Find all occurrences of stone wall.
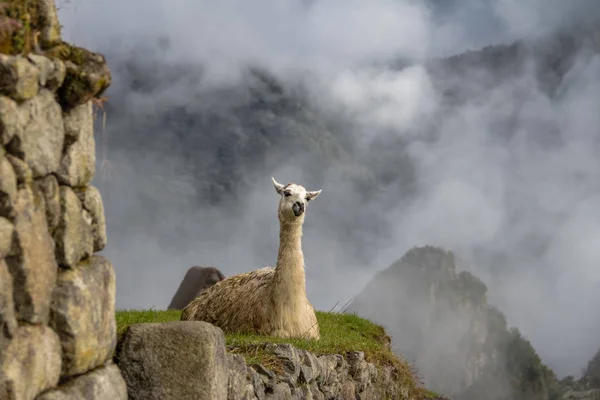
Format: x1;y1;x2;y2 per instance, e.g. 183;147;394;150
0;1;125;399
116;321;424;400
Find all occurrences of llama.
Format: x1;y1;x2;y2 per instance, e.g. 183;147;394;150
167;266;225;310
181;177;322;340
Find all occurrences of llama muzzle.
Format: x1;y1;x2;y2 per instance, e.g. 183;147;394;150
292;201;305;216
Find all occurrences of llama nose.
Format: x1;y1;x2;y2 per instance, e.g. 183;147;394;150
292;201;305;216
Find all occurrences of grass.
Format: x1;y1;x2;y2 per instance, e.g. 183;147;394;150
115;309;439;399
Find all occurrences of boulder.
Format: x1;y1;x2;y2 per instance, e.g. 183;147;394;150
228;354;256;400
5;185;57;324
0;55;40;102
5;153;32;187
53;185;93;268
247;365;267;400
167;266;226;310
347;350;377;396
56;101;95;187
6;89;65;178
0;325;62;400
34;175;61;233
0;96;23;146
117;321;229;400
267;383;292;399
73;185;106;251
36;363;127;400
0;259;16;341
0;148;17;215
62;99;92;143
27;54;66;92
53;45;111;109
0;216;14;257
50;255;117;377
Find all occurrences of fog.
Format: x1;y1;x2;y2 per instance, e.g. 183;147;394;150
57;0;600;379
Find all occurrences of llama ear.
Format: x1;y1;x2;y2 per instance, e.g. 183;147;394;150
306;190;322;201
272;177;285;194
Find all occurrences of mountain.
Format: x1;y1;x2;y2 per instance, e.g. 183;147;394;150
346;246;562;400
557;348;600;399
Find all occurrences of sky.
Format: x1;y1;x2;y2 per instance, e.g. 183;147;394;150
57;0;600;379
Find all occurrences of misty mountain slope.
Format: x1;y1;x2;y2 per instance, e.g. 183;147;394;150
347;246;562;400
96;18;600;207
102;52;352;205
578;349;600;390
425;21;600;113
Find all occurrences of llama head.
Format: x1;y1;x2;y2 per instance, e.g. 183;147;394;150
272;177;321;222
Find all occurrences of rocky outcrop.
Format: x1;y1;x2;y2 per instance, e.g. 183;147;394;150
167;266;226;310
348;247;487;396
116;321;416;400
0;0;123;399
348;246;560;400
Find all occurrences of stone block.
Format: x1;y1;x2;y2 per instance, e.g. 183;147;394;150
5;154;32;187
53;186;93;268
50;255;117;377
73;186;106;251
27;54;66;92
0;149;17;216
56;101;95;187
36;363;127;400
5;185;57;324
298;350;321;384
269;344;300;385
117;321;228;400
0;55;40;102
267;383;292;399
58;48;111;109
62;100;92;144
0;325;62;400
0;259;16;341
228;354;254;400
0;216;14;258
7;90;65;178
0;96;24;146
247;366;266;400
34;175;60;233
308;382;324;400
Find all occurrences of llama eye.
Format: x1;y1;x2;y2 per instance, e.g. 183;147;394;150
284;191;291;197
305;196;311;202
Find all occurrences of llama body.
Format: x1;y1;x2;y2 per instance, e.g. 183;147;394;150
181;178;321;340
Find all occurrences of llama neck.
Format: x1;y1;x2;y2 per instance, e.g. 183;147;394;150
273;220;306;304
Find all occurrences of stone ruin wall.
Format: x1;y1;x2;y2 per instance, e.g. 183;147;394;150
0;1;126;399
116;321;413;400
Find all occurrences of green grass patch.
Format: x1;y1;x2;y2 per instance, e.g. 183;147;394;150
116;308;182;341
115;309;437;399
